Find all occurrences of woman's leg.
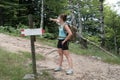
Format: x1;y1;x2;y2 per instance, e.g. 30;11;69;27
63;50;73;69
54;48;63;71
58;48;63;67
63;50;73;74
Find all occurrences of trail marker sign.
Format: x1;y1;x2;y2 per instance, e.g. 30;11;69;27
23;14;44;79
21;28;44;36
22;15;45;79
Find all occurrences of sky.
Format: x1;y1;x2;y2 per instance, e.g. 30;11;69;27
105;0;120;14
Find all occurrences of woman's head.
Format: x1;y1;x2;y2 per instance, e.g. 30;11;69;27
58;14;67;23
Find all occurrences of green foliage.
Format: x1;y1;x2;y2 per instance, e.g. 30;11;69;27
43;26;57;39
0;24;29;36
0;0;68;38
87;36;100;44
0;0;20;26
78;0;100;35
0;0;120;54
104;6;120;52
43;33;55;39
43;0;68;36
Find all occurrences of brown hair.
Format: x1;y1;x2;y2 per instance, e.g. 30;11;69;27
59;14;67;22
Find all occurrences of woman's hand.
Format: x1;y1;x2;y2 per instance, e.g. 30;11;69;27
49;18;53;21
62;40;66;45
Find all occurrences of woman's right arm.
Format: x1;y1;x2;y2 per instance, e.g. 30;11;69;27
49;18;59;23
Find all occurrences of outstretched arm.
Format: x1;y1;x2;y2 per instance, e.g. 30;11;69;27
49;18;59;23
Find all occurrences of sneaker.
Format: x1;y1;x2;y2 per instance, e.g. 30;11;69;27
54;67;62;72
66;69;73;75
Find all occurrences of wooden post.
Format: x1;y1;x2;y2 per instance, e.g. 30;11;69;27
28;14;37;75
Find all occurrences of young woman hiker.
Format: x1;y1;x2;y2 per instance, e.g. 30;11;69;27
50;14;73;75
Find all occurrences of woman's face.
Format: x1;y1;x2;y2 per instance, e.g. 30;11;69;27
58;16;63;23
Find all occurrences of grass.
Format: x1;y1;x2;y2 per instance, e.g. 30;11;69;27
70;43;120;64
0;48;32;80
0;48;56;80
36;70;56;80
19;51;45;60
37;38;120;65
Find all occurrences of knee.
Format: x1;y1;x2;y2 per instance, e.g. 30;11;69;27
65;54;69;59
58;51;63;56
64;52;70;58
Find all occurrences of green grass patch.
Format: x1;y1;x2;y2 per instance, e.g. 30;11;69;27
37;37;57;47
0;48;55;80
70;43;120;64
0;48;32;80
19;51;45;60
36;70;56;80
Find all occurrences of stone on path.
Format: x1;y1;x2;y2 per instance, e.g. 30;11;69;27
23;74;35;80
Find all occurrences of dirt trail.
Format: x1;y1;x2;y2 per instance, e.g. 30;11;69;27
0;33;120;80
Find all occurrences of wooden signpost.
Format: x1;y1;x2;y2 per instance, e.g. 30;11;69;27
22;14;44;79
28;14;37;76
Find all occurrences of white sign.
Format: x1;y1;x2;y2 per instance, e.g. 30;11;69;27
21;28;43;36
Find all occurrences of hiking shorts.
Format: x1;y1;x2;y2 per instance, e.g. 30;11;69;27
57;39;69;50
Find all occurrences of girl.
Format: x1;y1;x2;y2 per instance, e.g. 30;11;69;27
50;14;73;75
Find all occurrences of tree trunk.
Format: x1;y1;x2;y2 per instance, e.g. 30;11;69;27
40;0;44;28
114;33;117;54
68;0;76;27
99;0;105;47
118;48;120;55
77;2;82;35
0;8;4;26
77;1;87;48
111;14;118;54
69;0;87;48
113;19;118;54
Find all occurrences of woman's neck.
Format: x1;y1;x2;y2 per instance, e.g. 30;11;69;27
60;21;65;25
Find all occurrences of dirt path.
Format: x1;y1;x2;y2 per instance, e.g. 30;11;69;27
0;33;120;80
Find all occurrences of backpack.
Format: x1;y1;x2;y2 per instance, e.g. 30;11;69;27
64;24;77;42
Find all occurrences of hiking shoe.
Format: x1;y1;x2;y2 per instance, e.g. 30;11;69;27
66;69;73;75
54;67;62;72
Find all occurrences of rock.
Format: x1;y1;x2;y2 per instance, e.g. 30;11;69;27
23;74;35;80
92;56;102;60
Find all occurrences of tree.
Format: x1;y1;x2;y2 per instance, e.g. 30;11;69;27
43;0;68;37
104;6;120;54
0;0;19;26
68;0;100;48
99;0;105;47
40;0;44;28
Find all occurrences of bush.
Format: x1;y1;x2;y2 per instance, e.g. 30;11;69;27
87;36;100;44
0;24;29;36
43;33;55;39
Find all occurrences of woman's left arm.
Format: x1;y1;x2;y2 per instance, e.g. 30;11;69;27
62;25;72;44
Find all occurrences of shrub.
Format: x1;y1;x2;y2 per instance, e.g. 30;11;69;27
43;33;55;39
